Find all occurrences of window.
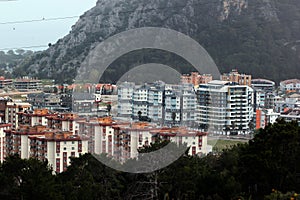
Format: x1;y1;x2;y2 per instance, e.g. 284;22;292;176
63;147;66;150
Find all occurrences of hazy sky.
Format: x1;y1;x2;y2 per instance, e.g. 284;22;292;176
0;0;98;51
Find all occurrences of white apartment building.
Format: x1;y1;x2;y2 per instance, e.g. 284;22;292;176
29;132;88;173
196;80;254;135
132;85;149;119
0;123;11;163
147;82;165;125
255;90;267;109
117;82;135;119
280;79;300;92
77;117;209;163
117;81;197;126
4;125;88;173
112;122;209;162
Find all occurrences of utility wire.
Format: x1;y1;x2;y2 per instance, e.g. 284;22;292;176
0;0;217;25
0;45;48;51
0;16;79;25
0;0;218;50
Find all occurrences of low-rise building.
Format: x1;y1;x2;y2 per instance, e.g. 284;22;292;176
256;108;280;129
27;93;61;110
14;77;42;91
181;72;212;86
46;113;79;134
280;108;300;126
5;101;31;129
72;92;99;116
251;78;275;92
280;79;300;93
18;108;53;127
220;69;252;86
0;76;13;89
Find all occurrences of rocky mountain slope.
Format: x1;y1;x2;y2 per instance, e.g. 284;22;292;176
15;0;300;83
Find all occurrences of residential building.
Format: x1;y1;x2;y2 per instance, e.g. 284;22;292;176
117;81;197;127
117;82;135;119
4;124;88;173
196;80;254;135
28;131;88;173
14;77;42;91
5;125;48;159
77;116;125;155
254;89;267;109
5;101;31;129
18;108;53;127
181;72;212;86
46;113;79;134
147;81;165;125
72;92;99;116
265;93;283;110
150;127;208;156
251;79;276;112
256;108;280;129
132;84;149;119
112;122;208;162
164;84;197;127
251;78;275;92
280;108;300;126
275;98;299;113
0;98;11;123
220;69;252;86
280;79;300;93
0;76;13;89
27;93;61;110
0;123;11;163
77;117;209;163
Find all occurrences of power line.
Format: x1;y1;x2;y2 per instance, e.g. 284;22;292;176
0;0;218;50
0;16;80;25
0;0;217;25
0;45;48;51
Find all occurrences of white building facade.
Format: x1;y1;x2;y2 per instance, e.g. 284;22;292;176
196;80;254;135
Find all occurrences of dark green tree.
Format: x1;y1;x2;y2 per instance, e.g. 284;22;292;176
0;155;62;200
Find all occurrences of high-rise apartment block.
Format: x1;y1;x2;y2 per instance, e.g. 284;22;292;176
196;80;254;135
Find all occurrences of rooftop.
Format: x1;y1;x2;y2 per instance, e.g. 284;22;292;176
281;79;300;85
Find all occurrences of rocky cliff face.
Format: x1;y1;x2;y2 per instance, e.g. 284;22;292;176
16;0;300;83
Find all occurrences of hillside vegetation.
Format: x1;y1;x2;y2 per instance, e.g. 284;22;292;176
13;0;300;84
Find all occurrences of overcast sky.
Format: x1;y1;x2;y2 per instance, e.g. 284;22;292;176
0;0;97;51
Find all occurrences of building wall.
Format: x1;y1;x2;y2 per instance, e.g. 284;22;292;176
197;81;253;135
0;124;11;163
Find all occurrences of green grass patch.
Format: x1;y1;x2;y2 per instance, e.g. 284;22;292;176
208;139;247;152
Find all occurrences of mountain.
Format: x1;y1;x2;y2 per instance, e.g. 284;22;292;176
0;50;34;78
14;0;300;84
